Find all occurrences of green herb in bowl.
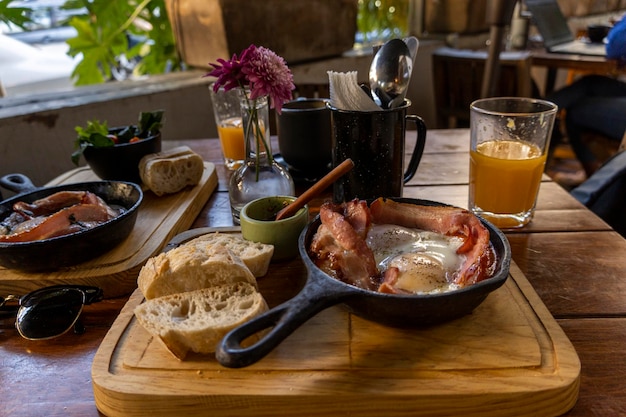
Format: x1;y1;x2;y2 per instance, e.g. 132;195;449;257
71;110;164;165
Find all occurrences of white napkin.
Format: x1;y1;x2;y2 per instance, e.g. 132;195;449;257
327;71;381;112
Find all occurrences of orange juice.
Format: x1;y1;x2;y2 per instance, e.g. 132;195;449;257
469;139;546;221
216;117;245;165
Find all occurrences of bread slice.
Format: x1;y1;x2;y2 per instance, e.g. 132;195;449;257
134;282;268;360
139;145;204;196
187;232;274;277
138;244;257;300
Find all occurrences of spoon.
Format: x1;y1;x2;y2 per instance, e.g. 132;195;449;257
369;38;413;109
403;36;419;61
274;159;355;221
359;83;376;103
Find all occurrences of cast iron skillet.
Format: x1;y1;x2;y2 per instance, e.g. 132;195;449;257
0;173;143;271
216;198;512;368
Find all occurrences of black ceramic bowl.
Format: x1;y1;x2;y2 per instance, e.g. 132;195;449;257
82;130;161;184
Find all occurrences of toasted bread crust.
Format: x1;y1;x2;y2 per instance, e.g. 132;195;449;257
134;282;268;359
139;145;204;196
187;232;274;277
138;244;257;300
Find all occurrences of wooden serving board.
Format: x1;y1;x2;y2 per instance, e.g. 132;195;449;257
92;228;580;417
0;164;218;298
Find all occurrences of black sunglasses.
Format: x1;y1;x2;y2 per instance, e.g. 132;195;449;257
0;285;103;340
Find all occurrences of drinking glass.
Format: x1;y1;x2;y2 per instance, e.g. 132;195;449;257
469;97;558;229
208;84;246;170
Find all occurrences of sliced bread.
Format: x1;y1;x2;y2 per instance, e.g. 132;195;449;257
139;145;204;196
138;244;257;300
134;282;268;360
187;232;274;277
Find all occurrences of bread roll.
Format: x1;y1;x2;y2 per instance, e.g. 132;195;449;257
138;244;257;300
134;282;268;359
139;145;204;196
187;232;274;277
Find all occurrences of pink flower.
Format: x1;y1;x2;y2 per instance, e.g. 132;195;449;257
205;45;295;113
241;46;295;113
205;51;247;92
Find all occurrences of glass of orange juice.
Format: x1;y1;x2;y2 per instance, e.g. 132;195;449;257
469;97;557;229
208;84;246;170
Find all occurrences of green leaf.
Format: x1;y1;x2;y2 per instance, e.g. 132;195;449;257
0;0;32;29
71;148;84;166
86;133;115;147
138;110;164;136
72;119;114;165
72;55;107;85
115;126;138;142
3;0;183;86
65;0;136;84
76;120;109;139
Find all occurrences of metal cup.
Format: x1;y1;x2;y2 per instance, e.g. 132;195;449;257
329;99;427;202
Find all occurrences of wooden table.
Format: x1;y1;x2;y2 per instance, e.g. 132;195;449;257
2;129;626;416
530;49;626;93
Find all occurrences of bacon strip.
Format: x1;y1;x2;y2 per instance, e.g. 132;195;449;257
369;198;495;286
12;191;118;220
310;200;379;290
1;191;119;243
0;203;114;242
13;191;89;217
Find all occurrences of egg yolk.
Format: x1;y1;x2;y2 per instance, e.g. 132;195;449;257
388;253;452;293
366;224;464;294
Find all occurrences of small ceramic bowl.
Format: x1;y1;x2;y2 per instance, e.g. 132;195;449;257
82;130;161;184
240;196;309;261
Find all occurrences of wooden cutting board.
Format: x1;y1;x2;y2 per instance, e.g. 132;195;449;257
92;228;580;417
0;164;218;298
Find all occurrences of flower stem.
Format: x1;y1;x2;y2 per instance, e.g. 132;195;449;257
243;94;273;181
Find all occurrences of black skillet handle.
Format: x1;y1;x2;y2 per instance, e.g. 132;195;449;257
216;279;349;368
0;174;38;194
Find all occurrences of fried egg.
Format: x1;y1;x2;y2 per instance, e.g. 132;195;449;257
366;224;464;294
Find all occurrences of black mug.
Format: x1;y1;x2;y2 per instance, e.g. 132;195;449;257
329;100;427;202
277;98;332;178
587;24;611;43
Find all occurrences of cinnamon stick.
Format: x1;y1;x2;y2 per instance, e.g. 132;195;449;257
275;159;354;221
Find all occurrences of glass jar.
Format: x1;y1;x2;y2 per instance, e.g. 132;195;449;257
228;94;295;224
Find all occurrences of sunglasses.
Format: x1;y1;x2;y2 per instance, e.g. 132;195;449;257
0;285;103;340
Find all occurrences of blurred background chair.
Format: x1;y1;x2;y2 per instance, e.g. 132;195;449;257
571;133;626;237
431;47;535;128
